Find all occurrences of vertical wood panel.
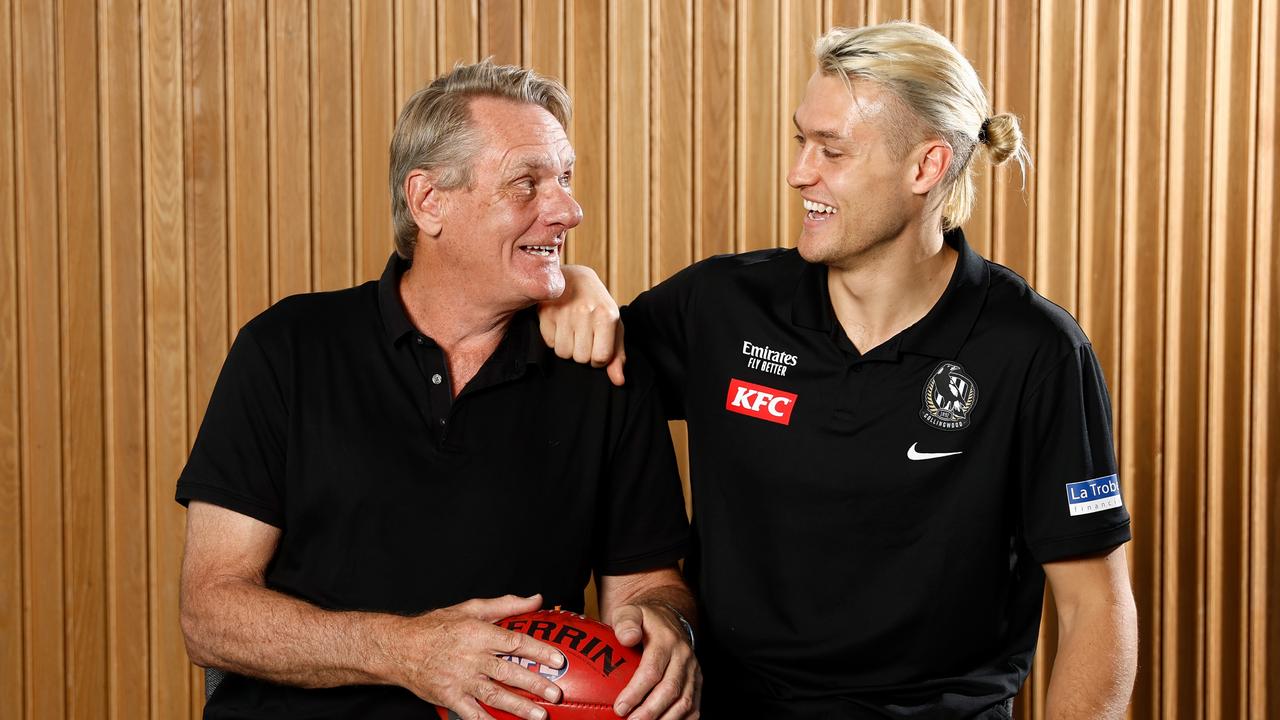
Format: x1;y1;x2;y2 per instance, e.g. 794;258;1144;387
268;0;312;301
1078;0;1124;405
100;0;150;715
693;0;735;260
0;0;23;711
609;0;649;301
991;0;1036;282
1253;6;1280;717
564;0;605;275
1121;0;1170;716
310;0;354;291
779;0;821;250
1205;1;1256;717
397;0;438;106
826;0;866;28
910;0;949;32
737;0;777;251
439;0;479;66
142;0;190;715
185;0;228;431
951;1;992;258
523;0;563;80
56;0;107;716
228;1;270;327
481;0;521;64
866;0;909;23
355;0;395;283
14;0;65;716
1164;0;1214;715
1034;0;1080;313
652;0;692;283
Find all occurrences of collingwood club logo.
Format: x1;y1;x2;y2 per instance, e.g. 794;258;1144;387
920;362;978;431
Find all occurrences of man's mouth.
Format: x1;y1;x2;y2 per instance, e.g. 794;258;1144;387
803;199;838;221
519;240;562;258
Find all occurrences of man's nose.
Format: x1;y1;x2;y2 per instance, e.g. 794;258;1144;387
544;185;583;229
787;147;817;189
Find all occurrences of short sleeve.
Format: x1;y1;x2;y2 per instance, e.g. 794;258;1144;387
621;261;702;420
593;354;690;576
1018;343;1131;563
176;325;288;528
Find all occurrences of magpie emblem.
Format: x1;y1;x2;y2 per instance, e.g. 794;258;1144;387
920;362;978;431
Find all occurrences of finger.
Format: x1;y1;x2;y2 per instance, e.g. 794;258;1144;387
495;627;567;671
588;307;620;368
571;311;595;365
653;654;699;720
473;680;548;720
606;327;627;386
458;594;543;623
447;696;500;720
612;636;673;717
537;304;559;349
485;655;562;704
610;604;644;647
553;314;576;360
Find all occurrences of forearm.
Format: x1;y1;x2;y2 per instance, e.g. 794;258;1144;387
181;575;407;689
1043;600;1137;719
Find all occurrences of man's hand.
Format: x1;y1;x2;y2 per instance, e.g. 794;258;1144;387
607;601;700;720
392;594;568;720
539;264;626;385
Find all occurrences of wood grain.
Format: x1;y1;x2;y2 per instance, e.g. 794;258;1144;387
355;0;395;283
608;0;649;301
268;0;313;301
228;0;271;326
737;0;777;251
694;0;735;260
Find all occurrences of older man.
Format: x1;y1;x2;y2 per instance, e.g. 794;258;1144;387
178;61;699;720
542;22;1137;719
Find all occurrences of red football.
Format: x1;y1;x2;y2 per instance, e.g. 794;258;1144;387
436;609;642;720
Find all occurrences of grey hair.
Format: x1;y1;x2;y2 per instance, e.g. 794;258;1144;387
815;21;1029;229
388;59;572;259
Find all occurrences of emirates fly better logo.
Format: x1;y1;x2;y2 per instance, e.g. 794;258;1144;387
725;378;798;425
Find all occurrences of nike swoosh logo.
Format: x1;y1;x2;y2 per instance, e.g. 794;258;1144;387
907;443;963;461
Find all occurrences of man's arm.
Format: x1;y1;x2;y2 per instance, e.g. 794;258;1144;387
1042;545;1138;720
180;501;567;720
598;567;699;720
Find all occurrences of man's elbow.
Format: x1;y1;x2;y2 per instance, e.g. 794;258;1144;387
180;579;223;668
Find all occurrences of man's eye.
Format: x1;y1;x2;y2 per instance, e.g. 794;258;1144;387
515;178;536;191
558;172;572;187
822;148;843;159
793;134;804;146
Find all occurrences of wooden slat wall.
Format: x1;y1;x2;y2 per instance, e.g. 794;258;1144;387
0;2;1276;717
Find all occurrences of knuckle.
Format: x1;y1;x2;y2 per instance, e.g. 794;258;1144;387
477;682;502;705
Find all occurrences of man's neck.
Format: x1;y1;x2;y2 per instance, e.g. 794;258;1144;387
398;258;516;396
825;224;957;355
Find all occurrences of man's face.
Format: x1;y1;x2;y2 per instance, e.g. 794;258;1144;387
434;97;581;307
787;72;917;268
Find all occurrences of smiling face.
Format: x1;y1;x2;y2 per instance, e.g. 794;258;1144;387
432;96;582;308
787;72;922;268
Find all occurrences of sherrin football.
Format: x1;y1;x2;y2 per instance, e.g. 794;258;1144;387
436;609;641;720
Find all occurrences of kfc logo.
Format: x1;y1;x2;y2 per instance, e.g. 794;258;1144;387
725;378;798;425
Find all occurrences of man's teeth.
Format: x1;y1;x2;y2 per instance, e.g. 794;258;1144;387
803;199;838;214
522;245;557;256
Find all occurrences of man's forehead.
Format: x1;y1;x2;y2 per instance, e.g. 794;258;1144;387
468;97;574;168
794;74;892;138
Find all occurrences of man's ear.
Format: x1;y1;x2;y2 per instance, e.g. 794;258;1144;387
405;169;445;237
909;140;953;197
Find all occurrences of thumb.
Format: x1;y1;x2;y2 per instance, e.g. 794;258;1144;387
610;604;644;647
606;327;627;387
460;593;543;622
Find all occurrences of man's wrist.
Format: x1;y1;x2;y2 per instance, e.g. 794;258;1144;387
654;600;695;650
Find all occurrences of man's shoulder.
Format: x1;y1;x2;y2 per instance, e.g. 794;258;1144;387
981;260;1091;355
242;281;378;348
674;247;805;298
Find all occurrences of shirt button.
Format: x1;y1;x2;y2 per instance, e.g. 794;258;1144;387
438;418;447;426
415;336;425;345
431;373;442;385
853;365;863;373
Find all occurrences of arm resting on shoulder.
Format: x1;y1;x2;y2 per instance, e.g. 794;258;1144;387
597;566;700;720
1042;545;1138;720
180;501;565;720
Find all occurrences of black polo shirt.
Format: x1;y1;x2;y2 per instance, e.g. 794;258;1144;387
623;230;1131;718
177;254;689;720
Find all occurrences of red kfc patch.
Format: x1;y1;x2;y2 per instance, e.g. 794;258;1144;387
725;378;798;425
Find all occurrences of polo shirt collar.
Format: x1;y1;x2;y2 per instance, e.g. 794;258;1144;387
377;252;550;373
791;228;989;359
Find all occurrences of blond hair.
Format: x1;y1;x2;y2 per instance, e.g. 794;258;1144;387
388;59;572;259
815;21;1029;229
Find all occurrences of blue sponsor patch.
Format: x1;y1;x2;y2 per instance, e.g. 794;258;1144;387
1065;474;1122;516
